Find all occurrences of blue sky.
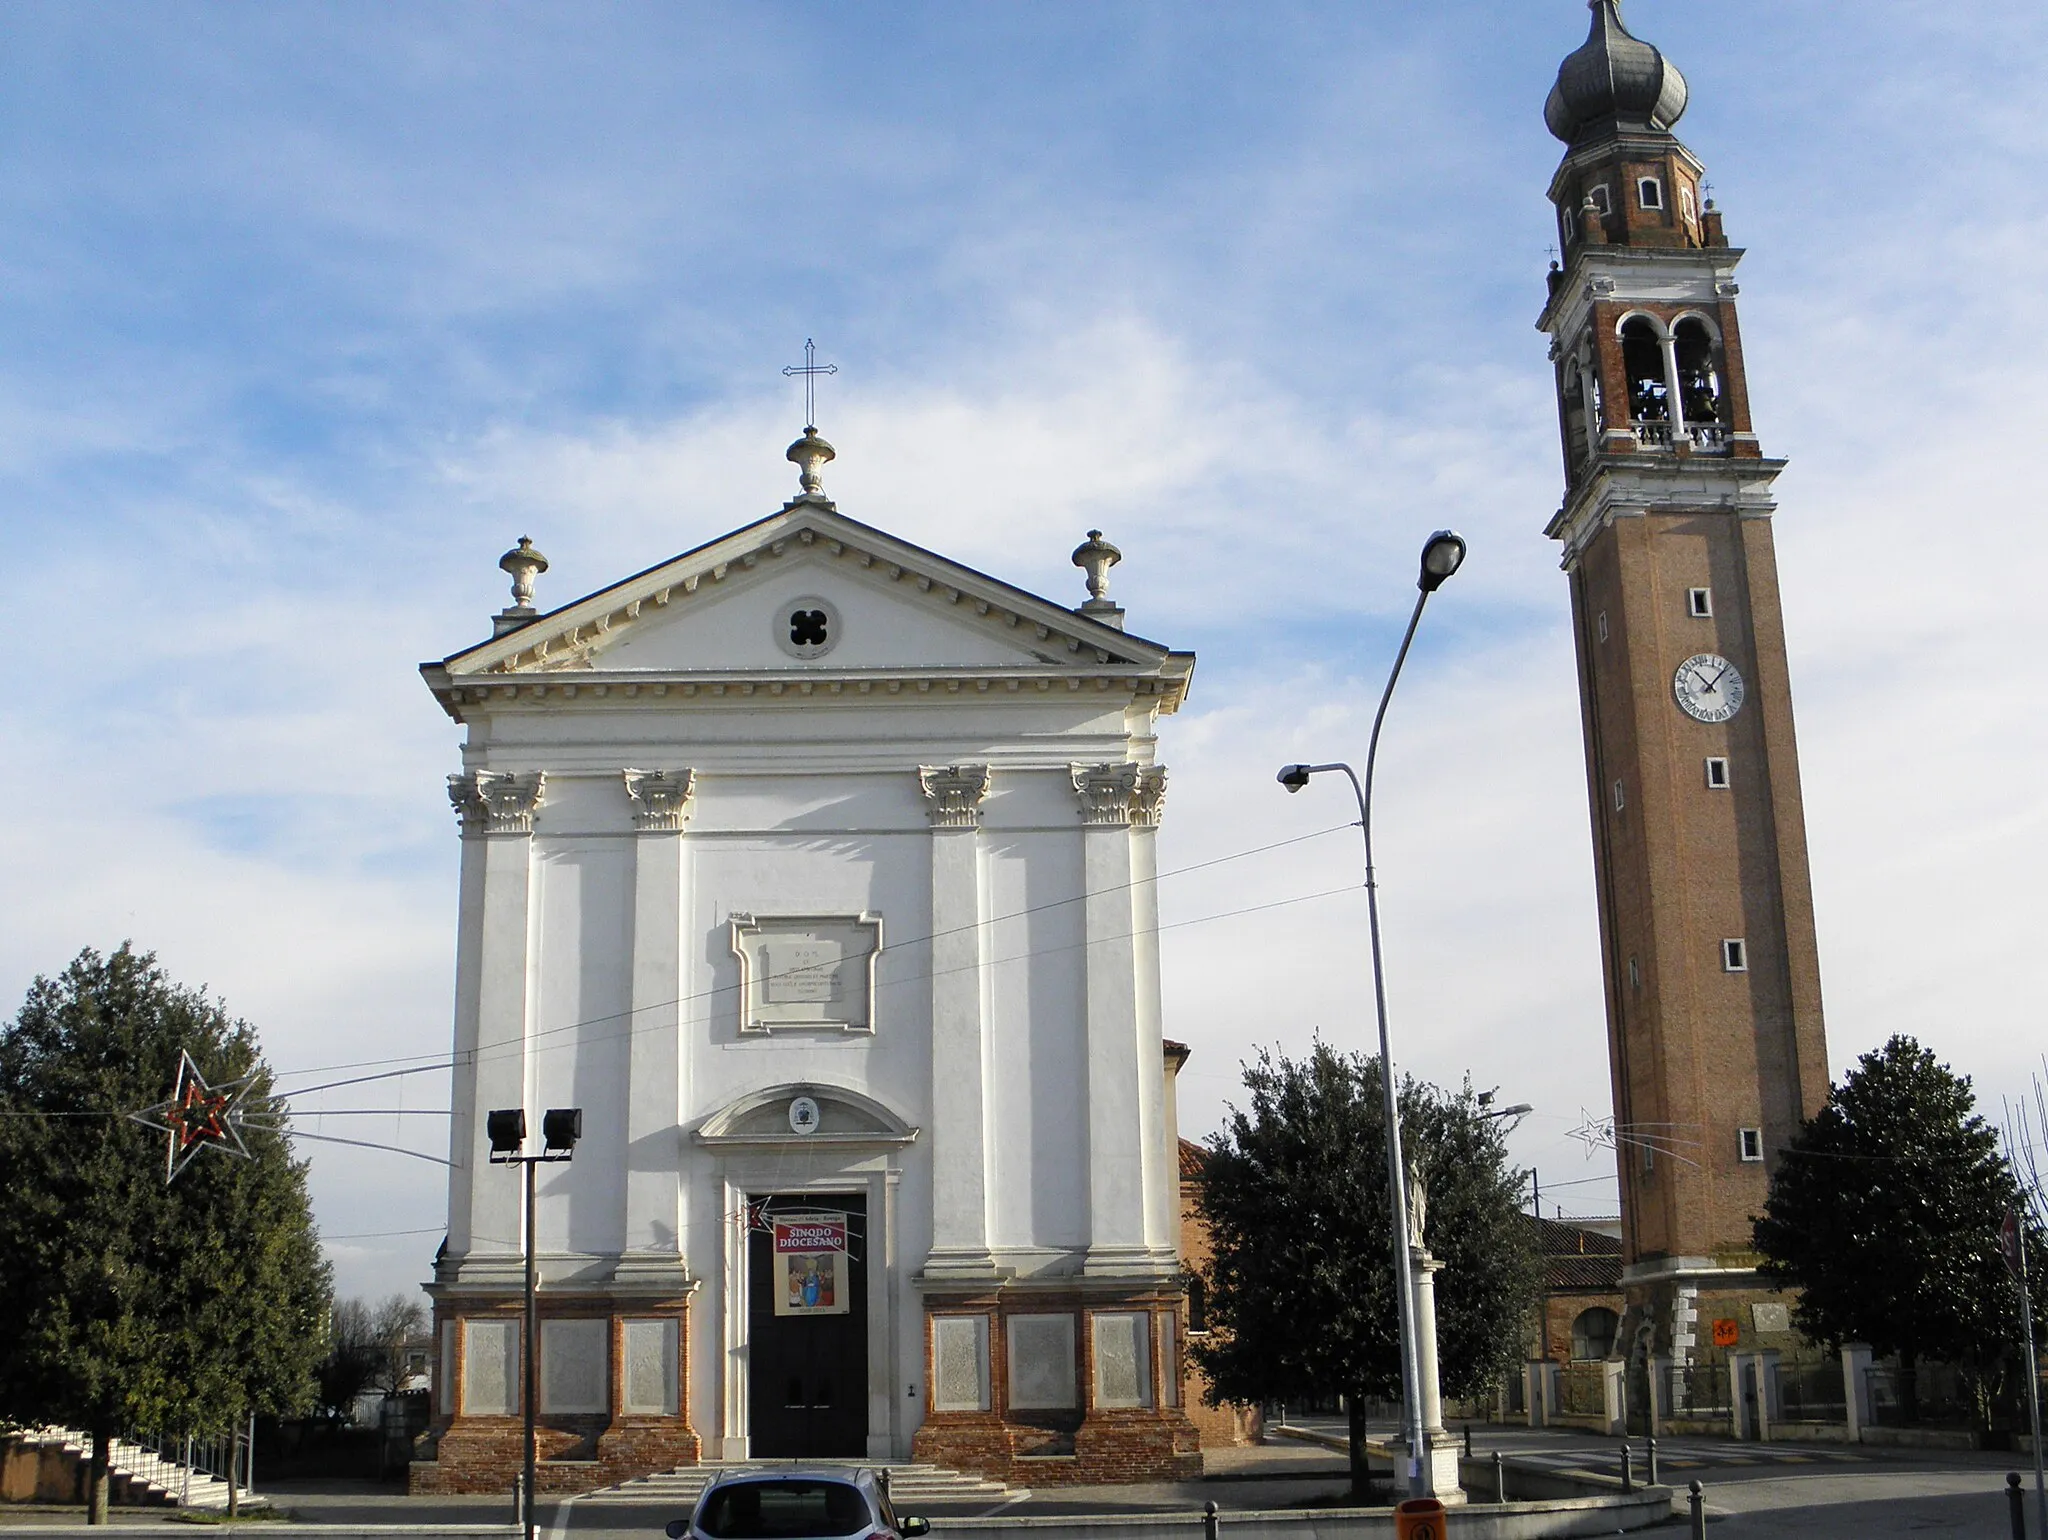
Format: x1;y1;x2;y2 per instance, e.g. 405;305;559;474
4;2;2046;1301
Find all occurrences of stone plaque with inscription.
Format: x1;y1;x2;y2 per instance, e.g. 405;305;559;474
730;914;882;1032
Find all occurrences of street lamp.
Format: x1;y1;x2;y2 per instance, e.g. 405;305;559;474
488;1106;582;1540
1275;527;1466;1501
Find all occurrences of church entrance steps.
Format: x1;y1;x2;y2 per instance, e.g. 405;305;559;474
578;1460;1025;1505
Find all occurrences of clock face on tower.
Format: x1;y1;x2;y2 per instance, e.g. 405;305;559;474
1674;653;1746;723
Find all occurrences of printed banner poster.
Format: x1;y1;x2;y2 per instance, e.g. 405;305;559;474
772;1216;850;1316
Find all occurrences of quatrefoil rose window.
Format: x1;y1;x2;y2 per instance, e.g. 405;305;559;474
776;595;840;660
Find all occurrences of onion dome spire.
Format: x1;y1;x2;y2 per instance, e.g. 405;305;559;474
1545;0;1689;145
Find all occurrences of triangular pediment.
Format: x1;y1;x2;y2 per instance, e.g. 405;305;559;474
437;504;1178;681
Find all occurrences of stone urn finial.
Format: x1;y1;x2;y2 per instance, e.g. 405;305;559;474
1071;530;1126;629
786;428;836;501
499;536;548;609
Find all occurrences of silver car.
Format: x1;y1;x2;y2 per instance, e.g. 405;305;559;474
666;1469;932;1540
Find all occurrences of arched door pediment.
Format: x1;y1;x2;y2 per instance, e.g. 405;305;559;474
693;1083;918;1148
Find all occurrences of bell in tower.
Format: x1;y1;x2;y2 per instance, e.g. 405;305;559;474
1536;0;1832;1414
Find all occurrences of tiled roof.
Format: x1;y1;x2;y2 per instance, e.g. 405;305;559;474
1528;1213;1624;1293
1179;1138;1209;1181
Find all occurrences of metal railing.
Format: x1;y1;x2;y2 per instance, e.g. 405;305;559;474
126;1426;252;1502
1668;1363;1731;1420
1868;1363;1973;1428
1777;1360;1847;1423
1557;1363;1607;1417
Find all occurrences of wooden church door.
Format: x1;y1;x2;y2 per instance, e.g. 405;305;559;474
747;1194;869;1458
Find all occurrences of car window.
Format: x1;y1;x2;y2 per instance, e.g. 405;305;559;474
697;1480;873;1539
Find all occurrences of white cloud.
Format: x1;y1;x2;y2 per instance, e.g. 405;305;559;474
5;1;2048;1290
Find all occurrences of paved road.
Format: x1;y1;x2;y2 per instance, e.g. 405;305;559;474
10;1435;2035;1539
1283;1415;2042;1536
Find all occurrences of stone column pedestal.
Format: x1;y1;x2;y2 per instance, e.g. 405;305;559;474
1843;1343;1874;1442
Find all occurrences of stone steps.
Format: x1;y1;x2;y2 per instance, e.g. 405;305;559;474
583;1460;1023;1506
21;1427;262;1511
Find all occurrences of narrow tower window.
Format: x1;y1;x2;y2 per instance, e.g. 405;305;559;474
1562;365;1594;466
1628;956;1641;991
1680;185;1698;227
1722;938;1748;972
1638;177;1665;211
1738;1128;1765;1163
1587;183;1613;217
1688;587;1713;617
1597;611;1610;643
1613;779;1626;813
1705;757;1731;789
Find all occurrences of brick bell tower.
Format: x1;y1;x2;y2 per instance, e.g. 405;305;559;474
1536;1;1830;1390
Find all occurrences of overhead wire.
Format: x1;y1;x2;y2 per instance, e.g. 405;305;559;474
263;818;1364;1092
0;822;1368;1130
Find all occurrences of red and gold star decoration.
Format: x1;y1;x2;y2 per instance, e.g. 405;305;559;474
128;1050;254;1183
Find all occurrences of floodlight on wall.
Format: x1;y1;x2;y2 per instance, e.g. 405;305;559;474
486;1108;527;1162
541;1107;583;1158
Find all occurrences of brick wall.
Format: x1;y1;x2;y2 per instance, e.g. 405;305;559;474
410;1293;698;1496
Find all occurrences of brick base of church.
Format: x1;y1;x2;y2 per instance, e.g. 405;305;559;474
410;1416;703;1496
409;1290;700;1496
913;1412;1200;1486
912;1285;1203;1486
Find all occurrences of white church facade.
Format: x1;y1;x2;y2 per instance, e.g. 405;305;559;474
411;429;1202;1491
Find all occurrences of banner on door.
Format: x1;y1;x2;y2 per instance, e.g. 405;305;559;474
773;1216;851;1316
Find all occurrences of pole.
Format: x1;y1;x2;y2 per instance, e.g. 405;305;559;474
523;1155;538;1540
2020;1222;2046;1540
1357;585;1436;1498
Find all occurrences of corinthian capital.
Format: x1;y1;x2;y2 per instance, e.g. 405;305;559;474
918;764;992;829
1070;762;1140;826
623;768;697;832
448;769;546;835
1069;762;1169;828
1131;765;1168;828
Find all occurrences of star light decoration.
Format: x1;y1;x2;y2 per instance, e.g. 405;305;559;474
1565;1106;1704;1170
128;1050;255;1182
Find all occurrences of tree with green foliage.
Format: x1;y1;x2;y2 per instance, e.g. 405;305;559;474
1188;1042;1540;1498
1754;1035;2048;1426
0;945;331;1522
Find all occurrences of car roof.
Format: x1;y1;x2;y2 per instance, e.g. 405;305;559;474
702;1468;879;1491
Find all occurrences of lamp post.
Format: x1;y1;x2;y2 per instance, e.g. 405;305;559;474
1277;528;1465;1501
487;1106;583;1540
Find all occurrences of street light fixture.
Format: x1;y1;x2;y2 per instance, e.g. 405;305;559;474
487;1106;582;1540
1274;528;1466;1501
